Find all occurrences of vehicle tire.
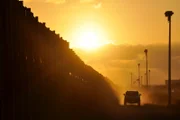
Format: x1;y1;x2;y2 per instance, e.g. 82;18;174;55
138;101;140;106
124;101;127;106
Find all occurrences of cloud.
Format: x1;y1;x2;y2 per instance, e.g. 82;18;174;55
94;2;102;8
74;43;180;85
22;0;32;2
45;0;66;4
79;0;102;8
80;0;95;3
22;0;66;4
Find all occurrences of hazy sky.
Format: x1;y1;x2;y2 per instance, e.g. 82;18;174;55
75;43;180;86
23;0;180;46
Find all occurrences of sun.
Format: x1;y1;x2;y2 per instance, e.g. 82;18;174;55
77;30;102;50
71;23;109;51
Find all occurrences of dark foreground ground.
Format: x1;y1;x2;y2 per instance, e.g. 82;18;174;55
115;105;180;120
63;104;180;120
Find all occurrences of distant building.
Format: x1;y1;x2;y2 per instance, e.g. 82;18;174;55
165;79;180;87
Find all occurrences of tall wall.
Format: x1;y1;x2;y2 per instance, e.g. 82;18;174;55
0;1;119;120
1;1;72;119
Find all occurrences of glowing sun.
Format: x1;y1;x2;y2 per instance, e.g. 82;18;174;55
77;30;102;50
72;23;109;50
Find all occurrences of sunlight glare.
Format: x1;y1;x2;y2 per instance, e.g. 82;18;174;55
72;23;109;51
77;30;102;50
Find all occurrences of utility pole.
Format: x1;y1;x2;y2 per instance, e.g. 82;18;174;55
149;70;151;86
165;11;174;106
144;73;146;86
138;63;140;87
144;49;148;87
141;76;143;87
130;72;132;87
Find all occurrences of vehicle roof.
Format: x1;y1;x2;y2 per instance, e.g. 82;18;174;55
125;91;139;95
126;90;139;93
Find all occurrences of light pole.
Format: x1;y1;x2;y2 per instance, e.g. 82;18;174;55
138;63;140;87
144;73;146;86
149;70;151;86
144;49;148;87
130;72;133;87
165;11;174;106
141;76;143;87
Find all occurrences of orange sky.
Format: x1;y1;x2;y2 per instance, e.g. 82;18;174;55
23;0;180;47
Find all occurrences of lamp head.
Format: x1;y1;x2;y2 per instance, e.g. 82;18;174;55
165;11;174;21
144;49;148;53
165;11;174;17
